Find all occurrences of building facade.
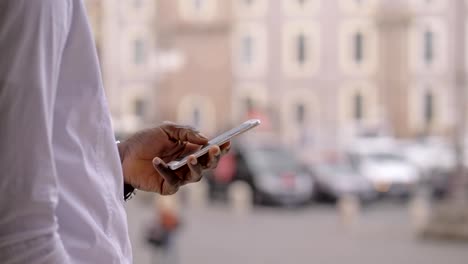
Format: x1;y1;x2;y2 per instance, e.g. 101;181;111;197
231;0;462;159
155;0;233;136
84;0;466;155
85;0;158;136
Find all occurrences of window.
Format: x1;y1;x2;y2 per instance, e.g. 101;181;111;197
424;30;434;64
296;103;306;124
179;0;216;21
284;0;319;15
134;39;145;65
354;93;364;121
282;21;320;76
134;0;143;8
242;35;254;64
244;97;254;113
339;21;377;74
340;0;377;13
354;31;364;63
134;99;146;117
297;33;307;65
192;108;201;128
193;0;203;10
424;91;434;125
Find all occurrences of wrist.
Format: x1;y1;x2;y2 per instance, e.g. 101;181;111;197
117;140;132;185
117;140;136;201
117;140;128;164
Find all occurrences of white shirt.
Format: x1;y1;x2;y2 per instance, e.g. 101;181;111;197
0;1;132;263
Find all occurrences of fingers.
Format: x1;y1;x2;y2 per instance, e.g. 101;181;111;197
207;145;221;169
152;157;181;195
186;155;203;183
220;141;231;155
161;122;208;146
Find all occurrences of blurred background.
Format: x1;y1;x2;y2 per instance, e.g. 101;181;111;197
84;0;468;263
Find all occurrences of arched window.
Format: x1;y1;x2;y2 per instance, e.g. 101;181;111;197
134;39;145;65
134;0;143;8
424;91;434;125
354;31;364;63
192;108;201;128
296;103;306;124
242;35;253;64
244;97;254;113
193;0;203;10
354;93;364;121
297;33;307;65
134;98;146;118
424;30;434;64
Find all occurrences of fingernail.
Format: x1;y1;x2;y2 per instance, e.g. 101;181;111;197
153;158;161;166
214;148;221;155
190;157;197;165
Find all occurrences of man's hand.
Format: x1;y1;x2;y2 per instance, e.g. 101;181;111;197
118;122;230;195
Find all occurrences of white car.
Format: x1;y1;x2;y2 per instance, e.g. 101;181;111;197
357;152;420;196
347;137;420;196
399;139;457;175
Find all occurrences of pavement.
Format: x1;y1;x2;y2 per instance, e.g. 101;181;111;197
126;194;468;264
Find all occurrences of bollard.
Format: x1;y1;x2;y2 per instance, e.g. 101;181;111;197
227;181;253;216
187;179;208;209
337;194;361;231
408;187;431;235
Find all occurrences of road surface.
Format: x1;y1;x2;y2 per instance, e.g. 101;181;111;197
126;194;468;264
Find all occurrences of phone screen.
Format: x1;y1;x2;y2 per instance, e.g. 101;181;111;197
167;119;261;170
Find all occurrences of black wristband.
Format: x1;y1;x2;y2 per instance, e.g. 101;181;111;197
124;183;136;201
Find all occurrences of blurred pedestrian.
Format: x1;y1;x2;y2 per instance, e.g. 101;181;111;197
147;195;182;264
0;1;230;263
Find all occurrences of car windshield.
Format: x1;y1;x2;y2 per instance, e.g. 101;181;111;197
318;163;356;177
245;147;299;174
367;153;405;162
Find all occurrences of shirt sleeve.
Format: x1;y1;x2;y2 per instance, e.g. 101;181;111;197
0;1;72;263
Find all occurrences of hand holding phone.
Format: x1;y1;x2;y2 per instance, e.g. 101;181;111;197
167;119;261;170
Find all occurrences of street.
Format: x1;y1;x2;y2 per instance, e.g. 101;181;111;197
126;194;468;264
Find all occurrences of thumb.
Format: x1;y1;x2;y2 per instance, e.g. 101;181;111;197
161;122;209;145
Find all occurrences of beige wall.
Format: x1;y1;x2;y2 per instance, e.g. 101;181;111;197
85;0;158;135
86;0;463;144
155;0;233;136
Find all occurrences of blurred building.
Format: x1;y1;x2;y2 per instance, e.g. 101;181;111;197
155;0;233;136
231;0;464;159
83;0;466;154
378;0;457;139
85;0;158;136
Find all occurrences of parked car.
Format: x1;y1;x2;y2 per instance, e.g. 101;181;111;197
242;144;315;206
311;161;377;203
207;143;314;206
398;138;468;198
346;137;420;197
349;151;420;197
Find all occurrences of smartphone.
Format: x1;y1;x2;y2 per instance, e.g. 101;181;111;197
167;119;261;170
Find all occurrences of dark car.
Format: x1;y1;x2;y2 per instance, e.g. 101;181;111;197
207;143;314;206
311;162;377;203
